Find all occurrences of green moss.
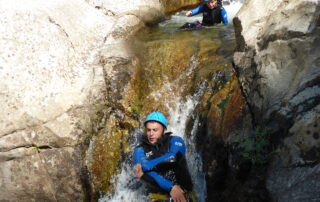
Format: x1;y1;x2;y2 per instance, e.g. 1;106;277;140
92;127;123;193
236;126;278;165
31;145;41;153
80;102;110;158
130;96;142;114
217;97;229;114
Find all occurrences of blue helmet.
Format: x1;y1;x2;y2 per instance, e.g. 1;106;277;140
144;112;168;128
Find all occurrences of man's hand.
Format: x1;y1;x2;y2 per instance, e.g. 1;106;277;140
170;185;186;202
133;164;144;179
185;11;192;17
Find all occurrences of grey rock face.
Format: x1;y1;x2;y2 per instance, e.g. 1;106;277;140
267;157;320;202
0;0;201;200
0;0;156;200
0;147;84;201
0;0;113;200
233;0;320;201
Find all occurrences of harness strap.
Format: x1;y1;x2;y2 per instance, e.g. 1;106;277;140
148;193;169;201
148;191;197;202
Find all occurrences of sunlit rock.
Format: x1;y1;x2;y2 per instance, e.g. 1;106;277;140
0;147;84;201
87;0;163;23
233;0;320;201
0;0;114;200
161;0;201;14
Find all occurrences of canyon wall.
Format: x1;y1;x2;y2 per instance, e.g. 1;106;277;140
0;0;200;200
233;0;320;201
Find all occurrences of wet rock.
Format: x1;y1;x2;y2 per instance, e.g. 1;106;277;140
89;111;137;195
206;75;251;140
197;74;255;201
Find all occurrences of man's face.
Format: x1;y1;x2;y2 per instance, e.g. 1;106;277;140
206;0;217;9
146;121;165;144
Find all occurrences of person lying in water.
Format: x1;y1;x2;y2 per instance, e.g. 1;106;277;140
133;112;195;202
180;0;228;30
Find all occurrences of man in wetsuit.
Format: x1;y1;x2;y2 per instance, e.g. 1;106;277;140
133;112;194;202
180;0;227;30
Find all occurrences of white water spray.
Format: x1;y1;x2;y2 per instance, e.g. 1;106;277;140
100;56;207;202
223;0;243;23
99;1;243;201
186;116;207;202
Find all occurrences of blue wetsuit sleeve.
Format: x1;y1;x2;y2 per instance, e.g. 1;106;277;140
133;147;147;165
190;5;205;16
221;8;228;25
141;136;186;171
146;171;174;191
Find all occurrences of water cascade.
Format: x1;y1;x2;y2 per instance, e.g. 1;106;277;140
100;1;243;201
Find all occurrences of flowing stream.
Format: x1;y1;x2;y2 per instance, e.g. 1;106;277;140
100;1;243;201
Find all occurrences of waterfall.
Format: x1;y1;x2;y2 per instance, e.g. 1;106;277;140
99;1;243;201
100;56;207;202
223;0;243;23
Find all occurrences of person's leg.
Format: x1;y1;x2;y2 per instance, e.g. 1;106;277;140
179;21;202;30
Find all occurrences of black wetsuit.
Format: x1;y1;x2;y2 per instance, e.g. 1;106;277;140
179;2;227;31
201;5;223;26
133;132;193;194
